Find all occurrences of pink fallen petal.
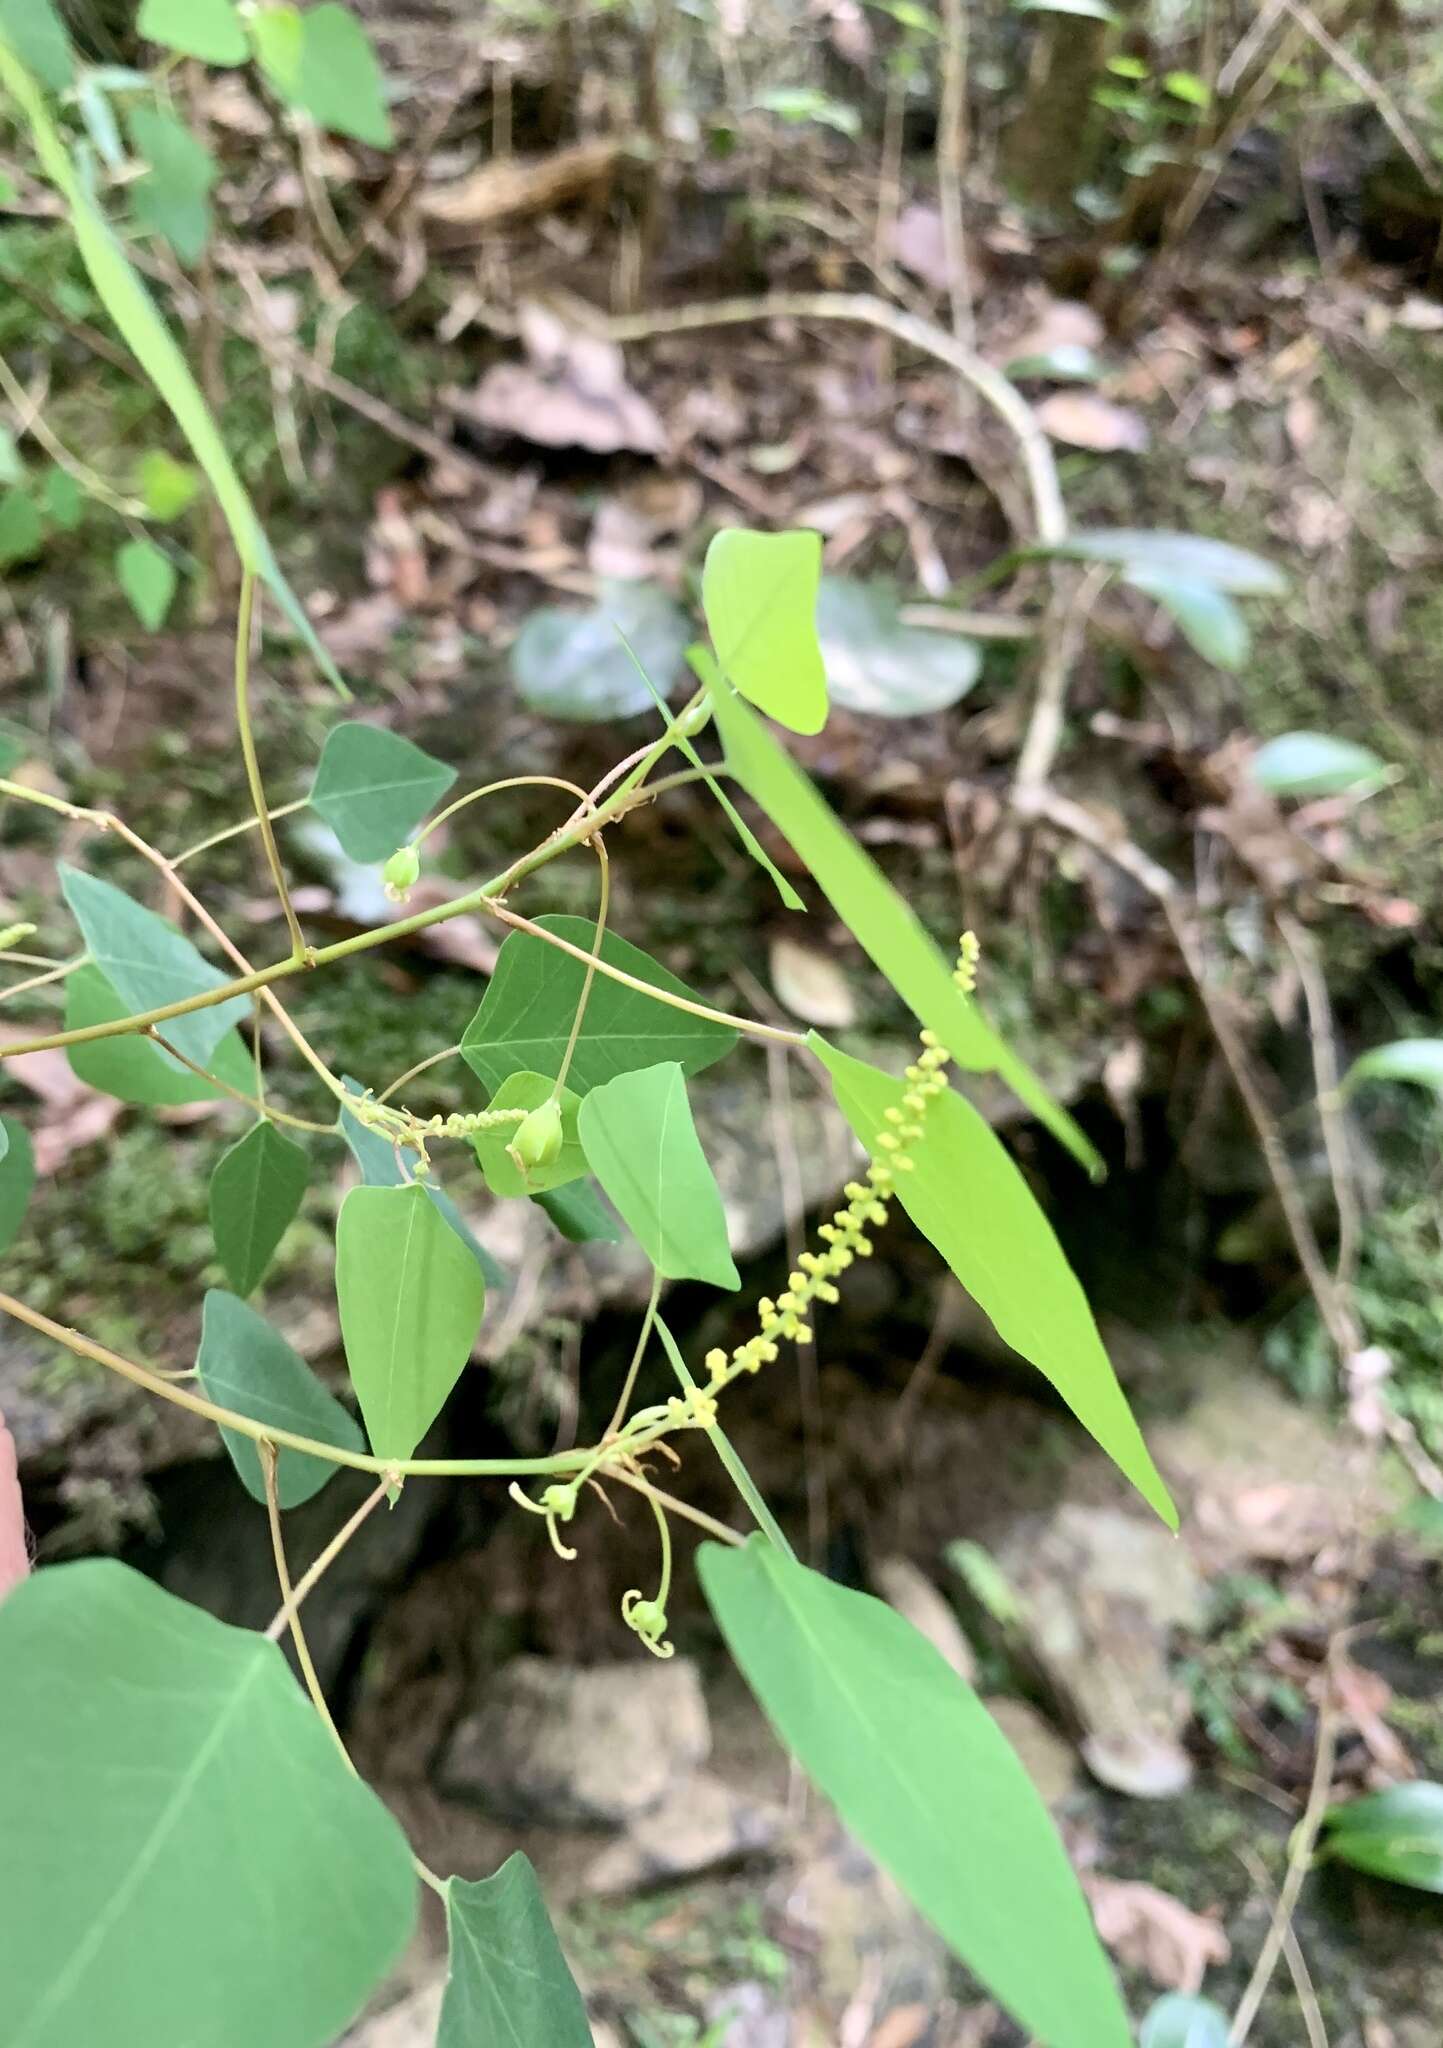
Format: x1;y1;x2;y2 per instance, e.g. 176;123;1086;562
0;1410;28;1598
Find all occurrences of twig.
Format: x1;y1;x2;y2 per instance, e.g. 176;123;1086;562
0;348;144;518
1276;910;1361;1295
260;1444;353;1771
1229;1663;1340;2046
1012;563;1109;798
938;0;975;349
610;1468;746;1548
1236;1846;1329;2048
266;1476;391;1642
234;574;306;962
1278;0;1439;192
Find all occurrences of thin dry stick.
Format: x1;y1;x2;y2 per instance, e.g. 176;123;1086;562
1236;1845;1330;2048
266;1477;391;1642
1276;909;1361;1294
1229;1668;1340;2046
260;1443;352;1772
150;1031;335;1134
609;1469;746;1548
233;573;305;961
938;0;975;349
1279;0;1439;191
1013;563;1110;797
0;348;144;517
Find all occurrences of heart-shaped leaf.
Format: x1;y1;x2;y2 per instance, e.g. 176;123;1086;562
438;1856;592;2047
196;1288;364;1508
336;1083;505;1288
65;964;254;1105
336;1182;486;1461
576;1061;739;1289
0;1561;416;2046
209;1120;310;1296
309;722;456;863
703;528;828;735
138;0;247;64
117;536;178;628
817;577;981;717
472;1071;586;1197
511;581;691;721
0;487;43;567
259;2;393;148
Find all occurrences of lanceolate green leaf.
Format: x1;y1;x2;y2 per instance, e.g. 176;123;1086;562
472;1071;586;1197
336;1183;486;1461
209;1121;310;1297
576;1062;739;1289
438;1856;593;2048
308;722;456;863
196;1288;364;1508
709;682;1099;1170
0;36;346;693
1344;1038;1443;1096
1033;529;1286;595
65;964;255;1105
813;1036;1174;1526
0;1116;35;1255
59;864;250;1069
0;1561;416;2047
702;527;828;735
461;916;737;1098
138;0;248;65
1318;1782;1443;1893
1251;731;1389;800
699;1540;1129;2048
337;1084;505;1288
1122;567;1248;672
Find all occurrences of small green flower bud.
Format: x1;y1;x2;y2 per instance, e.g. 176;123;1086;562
510;1097;564;1171
382;845;420;901
676;698;713;738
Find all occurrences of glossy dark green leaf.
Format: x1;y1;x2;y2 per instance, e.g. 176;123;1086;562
336;1182;486;1461
1319;1782;1443;1892
709;681;1098;1170
461;915;737;1098
0;0;72;88
336;1083;505;1287
702;527;828;735
1344;1038;1443;1097
65;964;254;1105
1139;1994;1230;2048
209;1120;309;1296
813;1036;1173;1526
512;581;691;721
817;577;981;717
1251;731;1389;799
438;1855;592;2048
308;722;456;863
532;1180;621;1243
138;0;247;64
472;1071;586;1197
59;864;250;1069
700;1539;1128;2048
117;536;177;629
0;486;43;567
576;1062;739;1289
127;105;216;265
1034;529;1285;594
0;1560;416;2046
196;1288;364;1508
1123;567;1248;671
0;1116;34;1254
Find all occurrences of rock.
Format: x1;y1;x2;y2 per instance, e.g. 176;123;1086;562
993;1502;1204;1800
342;1978;444;2048
983;1696;1080;1810
439;1655;710;1826
585;1768;785;1892
872;1556;978;1683
705;1980;792;2047
780;1826;949;2026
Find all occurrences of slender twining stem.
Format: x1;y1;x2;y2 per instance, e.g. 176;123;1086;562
554;832;611;1096
173;798;309;870
609;1469;745;1547
411;772;596;850
377;1042;463;1105
0;955;84;1005
0;1290;595;1480
606;1270;663;1440
261;1444;351;1771
150;1031;336;1134
233;572;306;962
0;346;145;518
266;1478;391;1642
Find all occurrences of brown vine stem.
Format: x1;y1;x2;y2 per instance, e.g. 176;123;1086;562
150;1031;337;1135
609;1469;746;1548
266;1478;392;1643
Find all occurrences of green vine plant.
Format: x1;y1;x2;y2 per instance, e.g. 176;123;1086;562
0;6;1304;2046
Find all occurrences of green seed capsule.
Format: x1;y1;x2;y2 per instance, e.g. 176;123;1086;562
510;1098;564;1170
382;845;420;899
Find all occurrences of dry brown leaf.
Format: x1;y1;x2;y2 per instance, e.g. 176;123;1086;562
1085;1875;1229;1994
451;302;664;456
769;935;856;1029
890;203;952;293
867;2006;931;2048
1036;391;1149;454
418;138;623;233
1003;298;1103;364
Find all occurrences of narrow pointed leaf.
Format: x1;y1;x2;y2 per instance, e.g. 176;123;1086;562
196;1288;364;1508
699;1539;1128;2048
1034;529;1286;595
337;1082;505;1287
1344;1038;1443;1096
138;0;247;65
308;722;456;863
461;915;736;1098
1318;1782;1443;1892
0;1117;34;1254
472;1071;586;1196
709;681;1098;1169
0;1561;416;2047
439;1855;592;2048
1251;731;1389;799
813;1036;1173;1525
209;1121;309;1297
65;964;254;1105
576;1062;739;1289
702;527;828;735
59;864;250;1068
532;1180;621;1243
336;1183;485;1461
667;646;803;907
